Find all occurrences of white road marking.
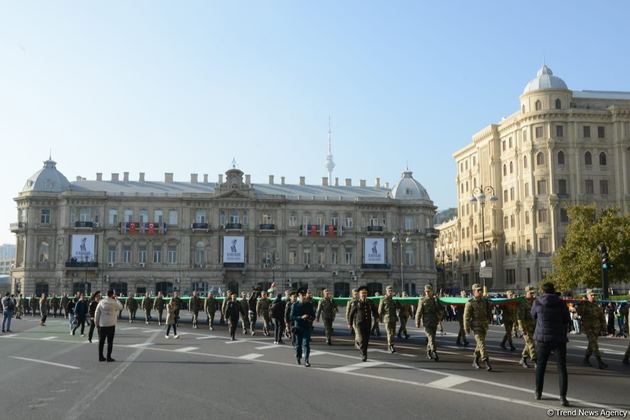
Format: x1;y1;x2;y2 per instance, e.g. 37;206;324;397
330;361;383;373
50;389;67;393
426;375;470;389
0;334;16;338
175;347;199;353
121;327;140;331
238;353;264;360
10;356;80;370
309;350;326;356
255;344;283;349
41;336;58;340
128;343;154;348
574;345;625;355
195;335;219;340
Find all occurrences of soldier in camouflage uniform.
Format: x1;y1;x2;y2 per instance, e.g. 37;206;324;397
51;295;60;318
239;292;250;334
204;292;217;330
464;283;493;371
141;292;153;325
455;290;469;346
578;289;608;369
125;294;138;323
153;291;165;325
316;289;338;345
370;291;381;337
256;291;272;336
378;286;400;353
517;286;537;368
397;292;412;340
348;286;376;362
345;289;358;336
415;284;444;360
189;291;202;328
30;294;39;316
15;294;24;319
285;291;297;342
500;290;516;351
60;293;69;318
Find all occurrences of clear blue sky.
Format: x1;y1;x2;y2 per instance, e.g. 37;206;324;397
1;1;629;244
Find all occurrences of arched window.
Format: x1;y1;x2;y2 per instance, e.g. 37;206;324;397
557;151;565;165
194;241;205;266
523;155;528;168
503;164;507;176
555;98;561;109
535;100;542;111
39;242;49;263
536;152;545;166
509;161;513;174
585;151;592;165
599;152;607;166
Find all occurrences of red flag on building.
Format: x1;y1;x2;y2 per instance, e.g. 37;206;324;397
148;223;155;235
310;225;317;236
129;222;136;234
328;224;334;236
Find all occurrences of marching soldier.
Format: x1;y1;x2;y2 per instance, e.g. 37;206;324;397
223;291;240;341
517;286;537;368
379;286;400;353
464;283;493;371
153;291;165;325
60;293;69;318
172;291;183;326
455;290;469;346
500;290;517;351
239;291;250;335
51;294;60;318
578;289;608;369
284;291;297;341
125;294;138;323
316;288;338;345
345;288;358;336
30;294;39;316
397;292;412;339
256;291;272;336
189;291;202;329
415;284;444;360
141;292;153;325
348;286;376;362
16;294;24;319
204;292;217;330
248;290;260;335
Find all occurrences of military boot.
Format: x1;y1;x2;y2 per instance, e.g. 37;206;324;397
433;352;439;362
518;357;529;368
583;355;592;367
509;344;516;351
500;337;507;350
472;355;481;369
596;356;608;369
426;351;433;360
483;358;492;371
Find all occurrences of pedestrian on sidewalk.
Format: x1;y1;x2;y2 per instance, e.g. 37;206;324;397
87;291;101;343
72;293;88;336
291;288;315;367
67;297;76;332
271;293;286;344
164;299;179;339
2;292;15;333
531;282;570;407
95;290;123;362
39;293;49;326
223;291;240;341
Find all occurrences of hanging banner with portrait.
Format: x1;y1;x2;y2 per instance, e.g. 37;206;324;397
71;234;96;262
223;236;245;263
363;238;385;264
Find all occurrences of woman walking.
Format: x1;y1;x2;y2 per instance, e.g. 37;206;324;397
88;291;101;343
164;298;179;339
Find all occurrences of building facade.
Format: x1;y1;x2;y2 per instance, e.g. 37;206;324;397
448;65;630;291
11;161;437;297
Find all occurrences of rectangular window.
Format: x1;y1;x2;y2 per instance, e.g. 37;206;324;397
303;250;311;265
168;210;178;225
558;179;567;195
262;214;273;224
583;126;591;138
40;208;51;224
527;267;531;284
288;215;297;227
108;209;118;225
600;180;609;195
153;248;161;264
288;251;297;265
503;189;508;202
538;208;548;223
345;216;353;228
535;126;543;138
219;210;226;226
560;208;569;223
229;210;239;224
318;215;325;227
168;247;177;264
404;215;414;231
525;211;530;225
330;249;338;265
503;216;508;229
555;125;564;137
318;248;325;265
139;209;148;224
124;209;133;223
526;239;532;254
331;216;339;227
510;214;515;228
539;237;550;254
510;187;514;201
404;248;415;266
537;179;547;195
139;247;147;264
79;207;91;222
195;210;206;224
585;179;594;194
242;210;248;226
154;209;163;224
108;248;116;264
344;248;353;265
524;183;529;197
123;247;131;264
597;126;605;138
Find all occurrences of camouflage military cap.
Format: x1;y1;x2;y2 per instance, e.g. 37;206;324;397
323;288;330;293
471;283;482;291
525;286;536;293
357;285;368;293
424;284;433;292
385;285;393;291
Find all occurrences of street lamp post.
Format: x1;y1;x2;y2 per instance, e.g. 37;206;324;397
469;185;498;289
392;231;411;294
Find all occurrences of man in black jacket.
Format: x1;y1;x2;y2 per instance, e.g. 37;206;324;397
531;282;570;407
72;293;89;336
290;288;316;367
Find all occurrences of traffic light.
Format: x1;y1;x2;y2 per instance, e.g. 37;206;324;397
598;243;613;270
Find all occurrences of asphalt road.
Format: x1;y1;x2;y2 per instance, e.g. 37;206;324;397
1;310;629;420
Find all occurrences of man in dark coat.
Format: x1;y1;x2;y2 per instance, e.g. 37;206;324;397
290;288;316;367
223;291;240;341
531;282;570;407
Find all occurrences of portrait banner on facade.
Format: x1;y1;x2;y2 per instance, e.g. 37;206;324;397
71;234;96;262
363;238;385;264
223;236;245;263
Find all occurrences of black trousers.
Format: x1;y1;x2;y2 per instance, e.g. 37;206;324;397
536;341;568;398
88;319;97;341
228;318;238;339
157;309;164;324
98;326;116;359
166;324;177;335
72;316;86;335
273;318;284;343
